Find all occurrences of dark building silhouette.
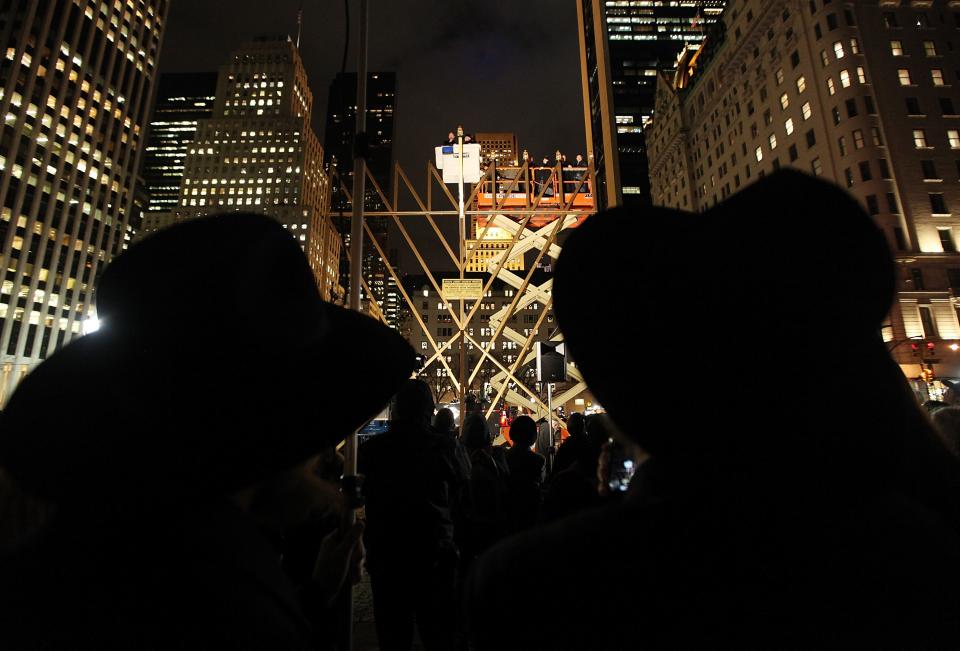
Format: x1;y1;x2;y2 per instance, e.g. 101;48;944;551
141;72;217;213
324;72;399;326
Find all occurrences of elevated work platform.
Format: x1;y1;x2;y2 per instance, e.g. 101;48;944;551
332;154;599;423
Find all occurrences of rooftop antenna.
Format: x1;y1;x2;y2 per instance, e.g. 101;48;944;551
295;0;304;48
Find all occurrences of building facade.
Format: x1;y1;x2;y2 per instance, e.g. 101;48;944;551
578;0;726;208
161;36;340;301
399;273;559;405
324;71;398;325
646;0;960;392
140;71;216;213
0;0;169;404
475;132;519;167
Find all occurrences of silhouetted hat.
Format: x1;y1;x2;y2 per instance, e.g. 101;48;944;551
553;171;894;456
0;213;417;504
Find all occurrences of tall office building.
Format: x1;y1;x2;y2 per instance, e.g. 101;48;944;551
475;132;519;167
646;0;960;393
141;72;216;213
577;0;725;207
0;0;169;404
324;72;395;210
169;36;340;301
323;71;399;325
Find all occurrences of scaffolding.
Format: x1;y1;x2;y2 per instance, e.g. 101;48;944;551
333;154;599;423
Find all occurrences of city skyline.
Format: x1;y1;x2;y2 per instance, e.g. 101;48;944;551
159;1;586;183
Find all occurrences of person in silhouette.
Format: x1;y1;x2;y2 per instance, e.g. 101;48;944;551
0;214;417;650
461;414;508;564
552;412;586;475
503;415;545;532
542;413;608;523
466;171;960;649
358;380;463;651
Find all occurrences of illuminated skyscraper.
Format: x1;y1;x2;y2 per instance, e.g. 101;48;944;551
141;72;216;212
475;132;519;167
0;0;169;404
578;0;725;207
170;36;340;301
646;0;960;394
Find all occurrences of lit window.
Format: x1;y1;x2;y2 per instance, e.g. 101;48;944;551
890;40;903;56
796;76;806;93
780;93;789;110
850;38;860;55
857;67;866;84
755;146;763;162
769;134;778;149
948;130;960;148
853;129;865;149
827;78;836;95
914;129;929;148
840;69;851;88
801;102;812;120
931;69;944;86
898;69;912;85
833;41;845;59
785;118;794;135
924;40;938;57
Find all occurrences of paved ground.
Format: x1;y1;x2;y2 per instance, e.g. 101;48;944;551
352;576;425;651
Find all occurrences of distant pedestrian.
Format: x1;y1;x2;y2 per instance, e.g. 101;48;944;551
461;414;508;563
535;418;555;475
553;412;586;475
504;416;545;532
542;413;608;523
359;380;464;651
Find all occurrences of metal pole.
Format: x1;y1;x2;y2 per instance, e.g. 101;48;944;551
547;382;554;472
346;0;369;468
344;1;368;649
457;127;467;426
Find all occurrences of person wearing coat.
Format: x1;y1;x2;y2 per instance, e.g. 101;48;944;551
466;171;960;649
0;214;417;650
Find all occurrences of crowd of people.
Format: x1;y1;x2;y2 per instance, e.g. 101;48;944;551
2;170;960;649
355;383;624;649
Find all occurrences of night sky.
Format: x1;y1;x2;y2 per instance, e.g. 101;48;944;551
160;0;587;204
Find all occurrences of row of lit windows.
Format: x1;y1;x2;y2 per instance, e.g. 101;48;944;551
189;146;300;155
913;129;960;149
185;170;303;185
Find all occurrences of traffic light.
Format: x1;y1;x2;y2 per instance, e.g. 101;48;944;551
926;342;937;357
911;342;921;356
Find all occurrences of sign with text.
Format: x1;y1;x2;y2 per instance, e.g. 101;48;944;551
442;278;484;300
434;143;482;183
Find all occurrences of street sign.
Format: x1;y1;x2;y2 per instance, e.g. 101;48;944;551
442;278;483;300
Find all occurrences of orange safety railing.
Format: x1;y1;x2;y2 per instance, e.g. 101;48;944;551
475;165;595;210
